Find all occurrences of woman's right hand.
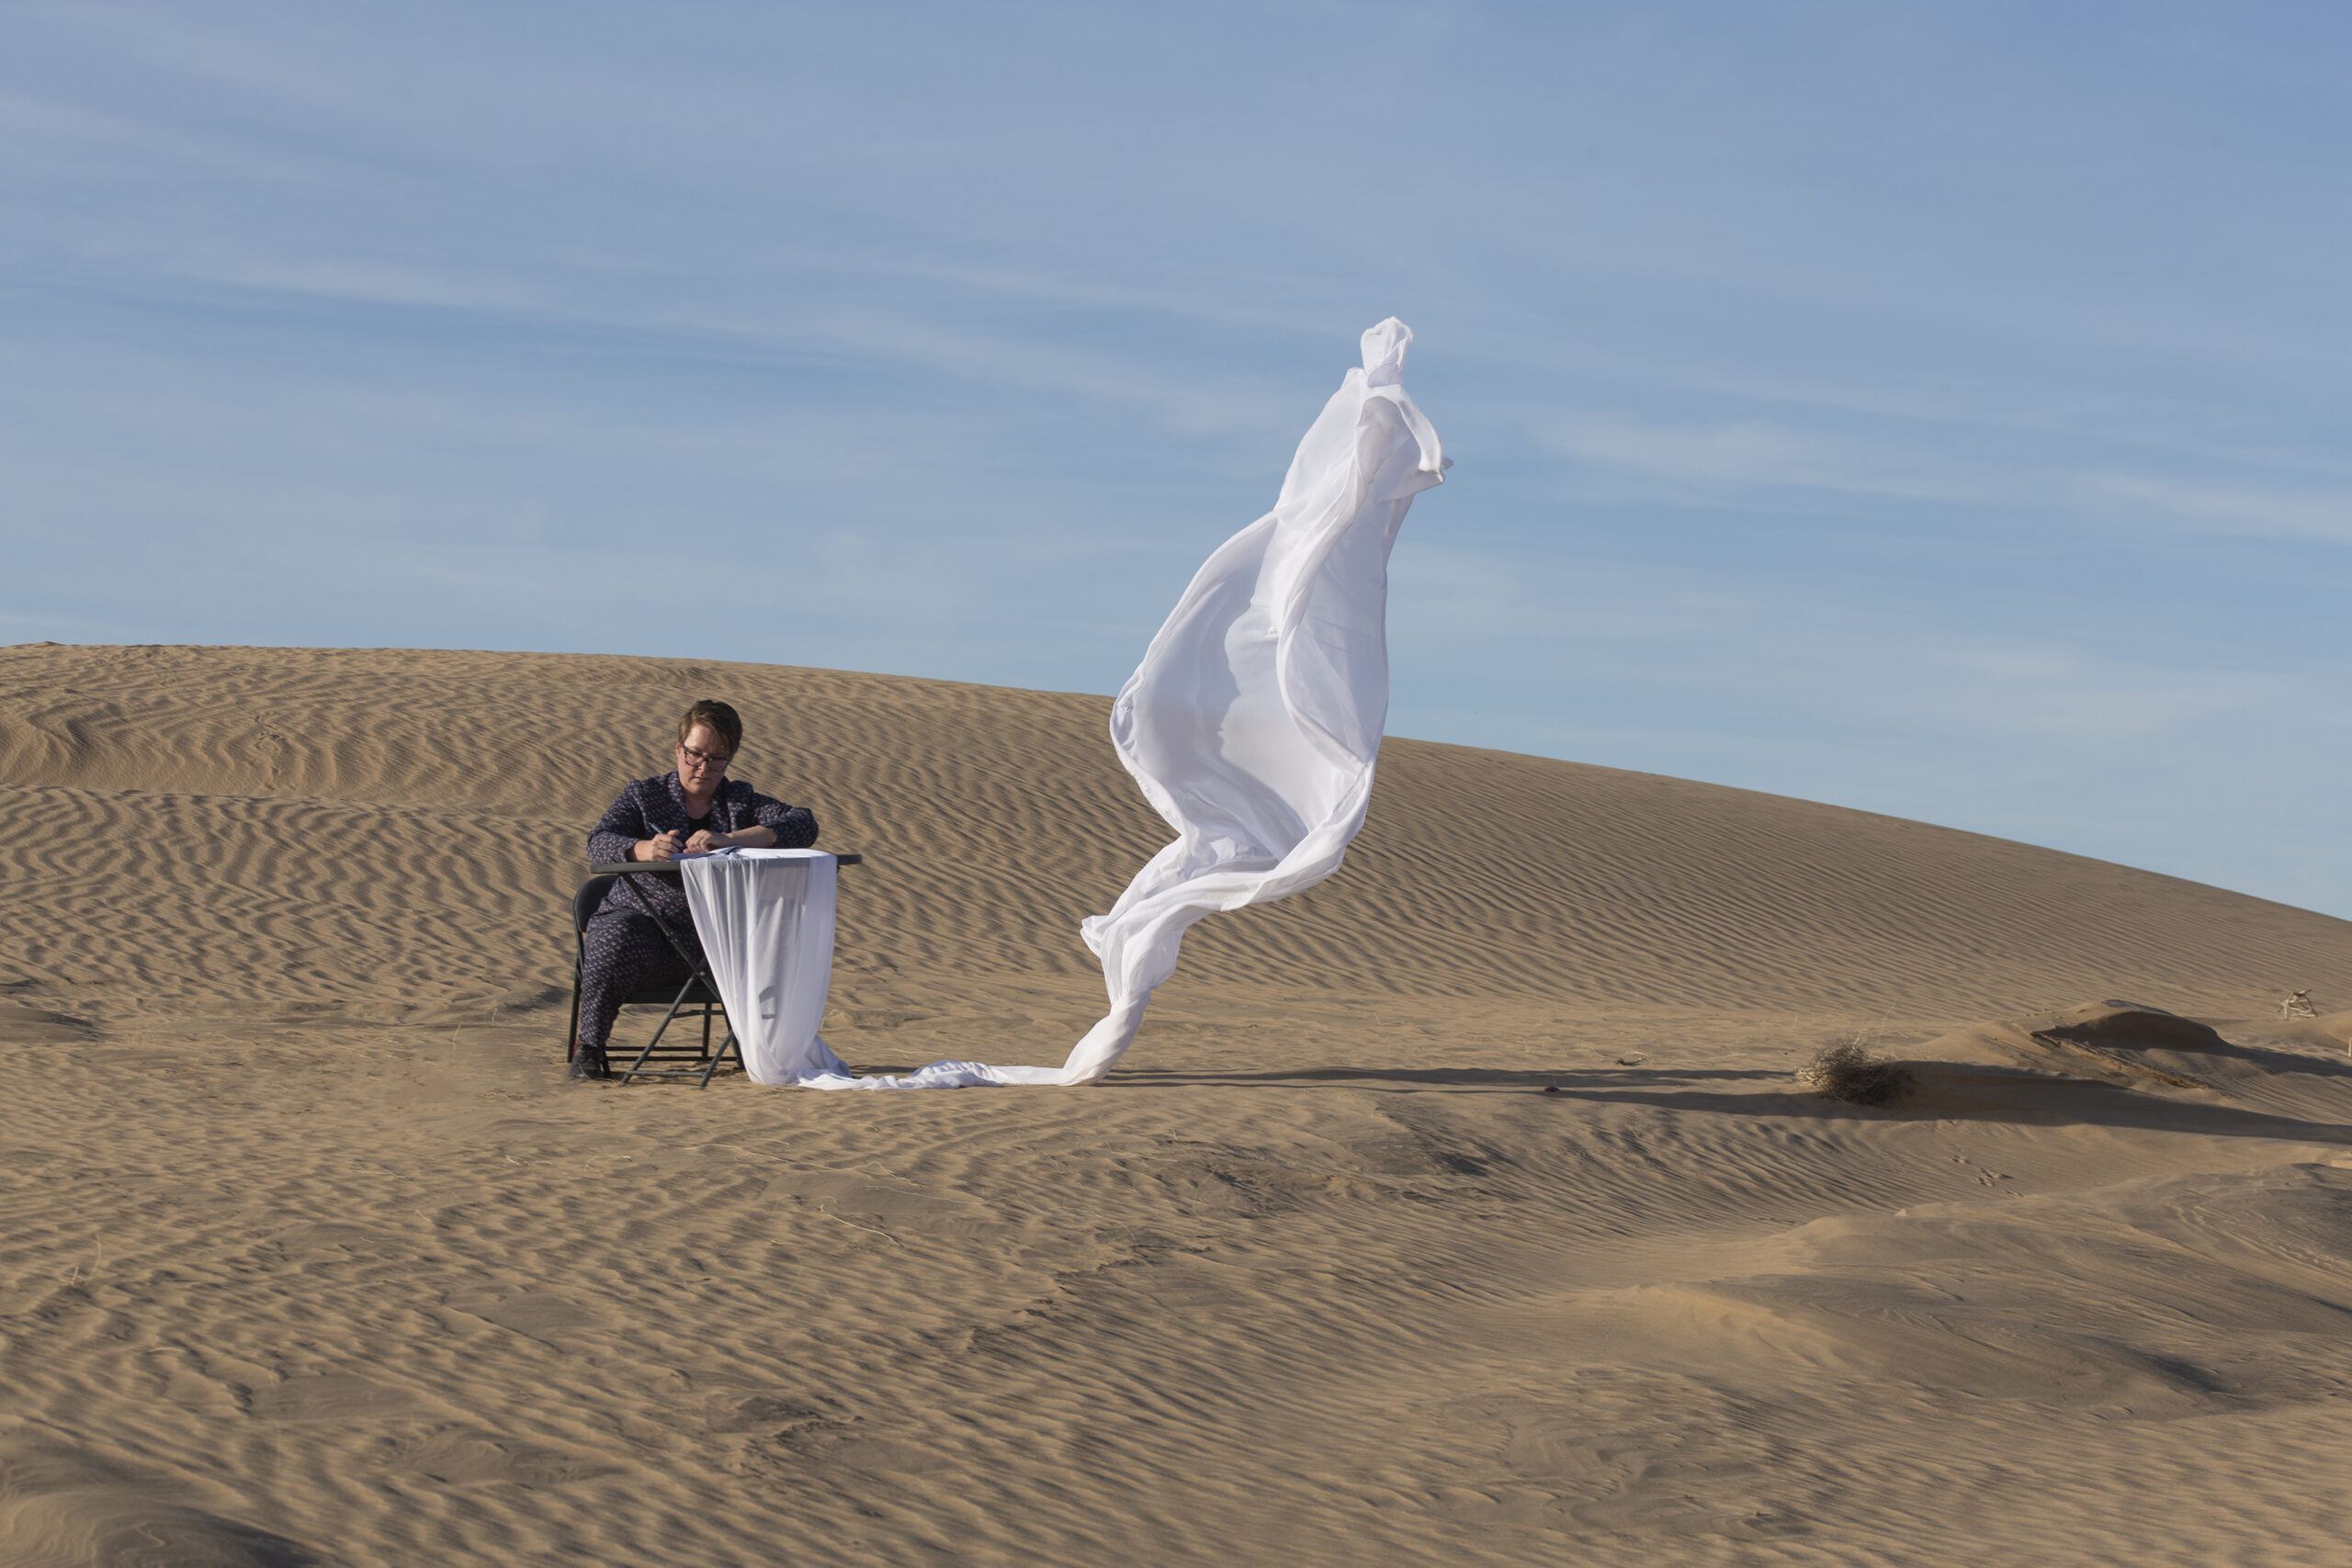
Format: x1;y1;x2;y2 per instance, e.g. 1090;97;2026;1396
633;829;684;862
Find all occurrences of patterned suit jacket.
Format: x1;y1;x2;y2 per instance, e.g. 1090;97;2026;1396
584;772;819;927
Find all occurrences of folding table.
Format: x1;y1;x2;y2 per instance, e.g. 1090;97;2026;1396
577;852;862;1087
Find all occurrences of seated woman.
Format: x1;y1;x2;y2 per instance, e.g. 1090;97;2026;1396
571;699;819;1078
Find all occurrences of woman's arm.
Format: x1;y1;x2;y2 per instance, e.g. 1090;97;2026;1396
588;780;676;863
678;786;815;853
751;795;817;849
684;823;777;852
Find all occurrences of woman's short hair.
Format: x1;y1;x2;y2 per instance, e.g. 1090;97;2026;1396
678;699;743;756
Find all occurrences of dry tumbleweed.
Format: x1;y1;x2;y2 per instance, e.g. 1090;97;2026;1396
1796;1041;1916;1107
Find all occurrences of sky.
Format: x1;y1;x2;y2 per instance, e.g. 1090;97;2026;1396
5;1;2350;919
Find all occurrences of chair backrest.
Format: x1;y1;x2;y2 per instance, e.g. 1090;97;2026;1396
572;874;618;939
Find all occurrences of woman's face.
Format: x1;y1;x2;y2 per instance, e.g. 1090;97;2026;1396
676;724;733;790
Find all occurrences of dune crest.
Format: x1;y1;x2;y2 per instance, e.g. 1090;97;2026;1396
2;641;2345;1030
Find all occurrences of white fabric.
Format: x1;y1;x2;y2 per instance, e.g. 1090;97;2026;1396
677;850;844;1084
707;318;1444;1090
681;849;1005;1089
1003;316;1448;1085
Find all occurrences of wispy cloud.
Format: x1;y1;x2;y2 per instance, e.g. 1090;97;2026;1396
1542;413;1991;505
2076;472;2352;544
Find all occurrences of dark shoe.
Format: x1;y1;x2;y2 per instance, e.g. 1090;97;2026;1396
569;1045;609;1080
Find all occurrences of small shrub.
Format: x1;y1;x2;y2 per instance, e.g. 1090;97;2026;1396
1796;1041;1915;1107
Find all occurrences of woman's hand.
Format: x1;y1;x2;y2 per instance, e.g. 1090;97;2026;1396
684;829;732;854
633;829;685;862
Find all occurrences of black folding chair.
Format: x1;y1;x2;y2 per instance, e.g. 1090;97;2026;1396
563;868;733;1086
563;855;863;1088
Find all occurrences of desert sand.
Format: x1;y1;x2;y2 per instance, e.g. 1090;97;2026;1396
5;640;2352;1567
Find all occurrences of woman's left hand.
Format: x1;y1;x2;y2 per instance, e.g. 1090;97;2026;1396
684;829;732;853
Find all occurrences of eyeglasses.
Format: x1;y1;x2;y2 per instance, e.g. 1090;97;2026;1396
677;743;734;770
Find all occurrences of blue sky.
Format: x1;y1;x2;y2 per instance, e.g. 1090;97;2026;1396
6;2;2350;918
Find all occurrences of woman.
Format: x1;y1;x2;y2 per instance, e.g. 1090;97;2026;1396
571;699;819;1078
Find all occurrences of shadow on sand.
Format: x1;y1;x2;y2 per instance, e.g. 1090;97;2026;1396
1100;1061;2352;1147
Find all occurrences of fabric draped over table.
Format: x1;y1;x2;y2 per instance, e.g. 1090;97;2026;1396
679;850;999;1089
686;318;1447;1089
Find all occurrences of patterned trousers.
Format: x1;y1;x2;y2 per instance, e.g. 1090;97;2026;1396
576;909;700;1054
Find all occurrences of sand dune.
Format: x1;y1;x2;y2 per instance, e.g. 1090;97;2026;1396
5;641;2352;1566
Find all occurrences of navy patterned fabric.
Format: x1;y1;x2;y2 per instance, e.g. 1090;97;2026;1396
576;772;819;1055
577;909;695;1055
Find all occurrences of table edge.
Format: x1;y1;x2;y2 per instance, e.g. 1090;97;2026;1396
586;852;862;876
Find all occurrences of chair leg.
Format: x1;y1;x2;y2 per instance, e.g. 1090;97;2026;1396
702;1003;714;1062
566;947;585;1064
697;1028;741;1089
620;979;700;1084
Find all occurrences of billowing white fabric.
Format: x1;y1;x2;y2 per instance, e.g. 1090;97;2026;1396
707;318;1444;1090
1005;316;1449;1085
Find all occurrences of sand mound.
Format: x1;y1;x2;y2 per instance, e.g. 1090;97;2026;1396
0;1429;322;1568
9;642;2352;1567
1905;1000;2352;1120
1556;1162;2352;1418
1914;1001;2235;1094
0;999;94;1044
2038;998;2235;1053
